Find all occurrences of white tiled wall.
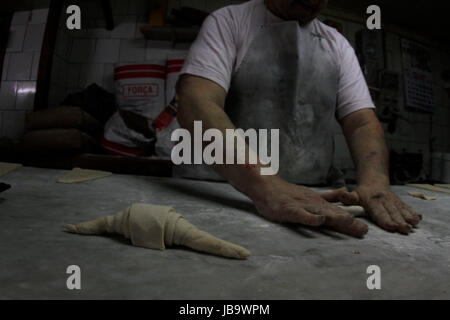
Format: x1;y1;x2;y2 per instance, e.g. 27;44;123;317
50;0;245;100
1;8;49;140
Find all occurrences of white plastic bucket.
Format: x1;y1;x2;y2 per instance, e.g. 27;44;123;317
114;61;166;120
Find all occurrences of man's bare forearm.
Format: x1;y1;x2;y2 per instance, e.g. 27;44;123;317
177;76;272;200
341;109;390;187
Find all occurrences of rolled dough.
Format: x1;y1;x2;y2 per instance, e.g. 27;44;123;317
435;184;450;190
337;205;366;217
405;183;450;195
64;203;250;260
0;162;22;177
408;191;436;200
57;167;112;183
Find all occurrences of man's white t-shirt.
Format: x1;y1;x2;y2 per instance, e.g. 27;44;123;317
180;0;375;120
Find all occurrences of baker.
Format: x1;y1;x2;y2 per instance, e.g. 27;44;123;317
175;0;422;236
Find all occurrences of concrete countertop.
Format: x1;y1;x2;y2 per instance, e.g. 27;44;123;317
0;166;449;299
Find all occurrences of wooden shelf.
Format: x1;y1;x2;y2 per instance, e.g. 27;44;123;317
140;25;199;43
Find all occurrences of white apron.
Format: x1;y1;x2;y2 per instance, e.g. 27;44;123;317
175;7;344;186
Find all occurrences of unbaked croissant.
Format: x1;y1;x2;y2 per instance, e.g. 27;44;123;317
64;203;250;260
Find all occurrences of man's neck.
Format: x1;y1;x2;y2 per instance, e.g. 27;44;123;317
264;0;315;26
265;0;287;21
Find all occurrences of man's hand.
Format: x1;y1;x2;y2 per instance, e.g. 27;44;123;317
322;185;422;234
249;176;369;238
338;109;423;234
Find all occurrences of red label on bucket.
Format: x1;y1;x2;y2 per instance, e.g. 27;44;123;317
122;83;159;98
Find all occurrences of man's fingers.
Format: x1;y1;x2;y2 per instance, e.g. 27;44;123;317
330;218;369;238
368;202;399;232
322;208;354;228
383;203;411;234
305;205;354;228
318;187;348;202
410;208;422;224
339;190;360;206
399;209;416;226
319;188;360;206
400;209;420;227
402;204;423;225
285;207;326;226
